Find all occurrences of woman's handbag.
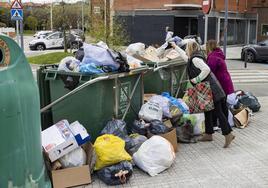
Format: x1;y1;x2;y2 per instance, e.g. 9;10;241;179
185;81;214;114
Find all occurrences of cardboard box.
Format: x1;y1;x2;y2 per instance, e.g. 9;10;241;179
144;93;157;102
148;128;179;153
49;143;93;188
42;120;90;162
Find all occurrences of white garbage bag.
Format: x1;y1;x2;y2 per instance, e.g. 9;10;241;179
59;147;87;168
148;95;171;118
139;101;163;122
125;43;146;56
192;113;205;136
228;110;235;127
58;56;80;72
133;136;175;176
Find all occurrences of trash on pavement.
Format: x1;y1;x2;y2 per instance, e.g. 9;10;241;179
133;136;175;176
41;120;90;162
139;101;163;122
233;108;251;129
128;134;148;156
94;134;132;171
47;142;94;188
97;161;133;185
101;119;135;151
131;119;150;136
149;119;170;135
59;146;87;168
236;90;261;112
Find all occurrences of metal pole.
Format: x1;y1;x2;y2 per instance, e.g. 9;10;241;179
204;14;208;43
223;0;228;56
16;20;19;44
20;20;24;51
50;2;53;30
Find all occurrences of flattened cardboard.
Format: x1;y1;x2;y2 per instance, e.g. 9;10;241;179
148;128;178;153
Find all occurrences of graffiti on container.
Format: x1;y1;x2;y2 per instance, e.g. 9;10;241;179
118;82;131;115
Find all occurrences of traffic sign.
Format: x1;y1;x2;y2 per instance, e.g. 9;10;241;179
10;0;23;9
11;9;23;21
202;0;211;14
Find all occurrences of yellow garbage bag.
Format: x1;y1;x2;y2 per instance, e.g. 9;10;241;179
94;134;132;170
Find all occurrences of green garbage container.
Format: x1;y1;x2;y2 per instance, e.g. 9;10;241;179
143;58;188;98
38;66;148;141
0;35;51;187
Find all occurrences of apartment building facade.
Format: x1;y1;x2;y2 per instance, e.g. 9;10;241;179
91;0;263;45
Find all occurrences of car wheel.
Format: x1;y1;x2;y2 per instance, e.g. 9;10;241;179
245;51;255;63
36;44;45;51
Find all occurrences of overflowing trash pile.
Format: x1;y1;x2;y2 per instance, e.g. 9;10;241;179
56;36;199;75
41;87;261;187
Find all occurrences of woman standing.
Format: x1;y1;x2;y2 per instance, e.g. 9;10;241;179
171;41;235;148
206;40;235;96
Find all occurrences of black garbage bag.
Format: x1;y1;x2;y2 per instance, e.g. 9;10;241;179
97;161;133;185
131;120;149;135
74;47;84;62
238;92;261;112
149;120;170;135
176;120;197;144
101;119;135;150
127;134;148;156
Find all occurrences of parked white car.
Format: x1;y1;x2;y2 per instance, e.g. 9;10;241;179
33;31;53;39
29;32;83;51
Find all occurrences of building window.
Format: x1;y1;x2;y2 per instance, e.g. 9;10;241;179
261;24;268;36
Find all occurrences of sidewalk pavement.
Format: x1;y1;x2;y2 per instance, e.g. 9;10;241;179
84;96;268;188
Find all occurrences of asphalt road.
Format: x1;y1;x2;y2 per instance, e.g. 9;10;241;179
227;59;268;97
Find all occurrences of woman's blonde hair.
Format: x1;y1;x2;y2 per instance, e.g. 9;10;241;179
186;40;200;57
206;40;219;54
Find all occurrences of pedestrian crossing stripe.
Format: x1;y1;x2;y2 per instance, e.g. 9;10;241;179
10;0;23;9
11;9;23;21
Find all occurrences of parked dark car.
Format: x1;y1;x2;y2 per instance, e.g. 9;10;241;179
241;40;268;62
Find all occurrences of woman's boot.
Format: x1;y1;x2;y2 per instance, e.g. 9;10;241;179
224;133;235;148
198;134;213;141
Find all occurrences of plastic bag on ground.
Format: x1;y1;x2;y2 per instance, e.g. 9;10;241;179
131;120;149;136
139;101;163;122
191;113;205;136
94;134;132;170
128;134;148;156
59;146;87;168
149;119;170;135
97;161;133;185
238;91;261;112
133;136;175;176
101;119;135;151
162;92;189;114
58;56;80;72
176;120;197;143
149;95;171;118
